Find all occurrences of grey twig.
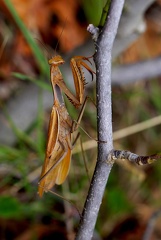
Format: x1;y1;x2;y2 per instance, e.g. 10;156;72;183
112;0;155;58
142;208;161;240
112;56;161;85
75;1;125;239
110;149;161;165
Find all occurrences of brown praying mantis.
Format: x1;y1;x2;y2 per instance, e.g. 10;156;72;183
38;55;95;197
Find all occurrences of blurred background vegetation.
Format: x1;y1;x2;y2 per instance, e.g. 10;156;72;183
0;0;161;239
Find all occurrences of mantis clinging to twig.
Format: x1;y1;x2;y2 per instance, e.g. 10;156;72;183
38;55;95;197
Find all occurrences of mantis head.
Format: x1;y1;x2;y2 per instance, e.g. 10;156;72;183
48;55;65;66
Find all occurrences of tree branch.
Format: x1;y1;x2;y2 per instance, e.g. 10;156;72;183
112;56;161;85
142;208;161;240
112;0;155;58
75;1;125;239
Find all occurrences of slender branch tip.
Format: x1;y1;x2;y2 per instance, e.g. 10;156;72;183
87;24;100;42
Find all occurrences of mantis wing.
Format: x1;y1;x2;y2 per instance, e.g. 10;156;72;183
38;106;72;196
56;146;71;185
38;106;59;197
42;141;65;191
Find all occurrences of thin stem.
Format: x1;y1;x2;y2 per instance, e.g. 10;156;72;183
75;1;125;239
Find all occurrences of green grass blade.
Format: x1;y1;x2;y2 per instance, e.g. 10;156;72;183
4;0;49;76
2;105;37;150
12;72;52;92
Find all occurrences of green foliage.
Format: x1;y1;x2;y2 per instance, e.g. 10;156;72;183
82;0;105;26
0;145;22;162
0;195;47;219
0;196;23;218
99;0;111;27
107;188;133;215
82;0;111;26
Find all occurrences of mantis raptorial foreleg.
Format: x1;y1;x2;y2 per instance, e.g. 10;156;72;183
49;55;95;108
